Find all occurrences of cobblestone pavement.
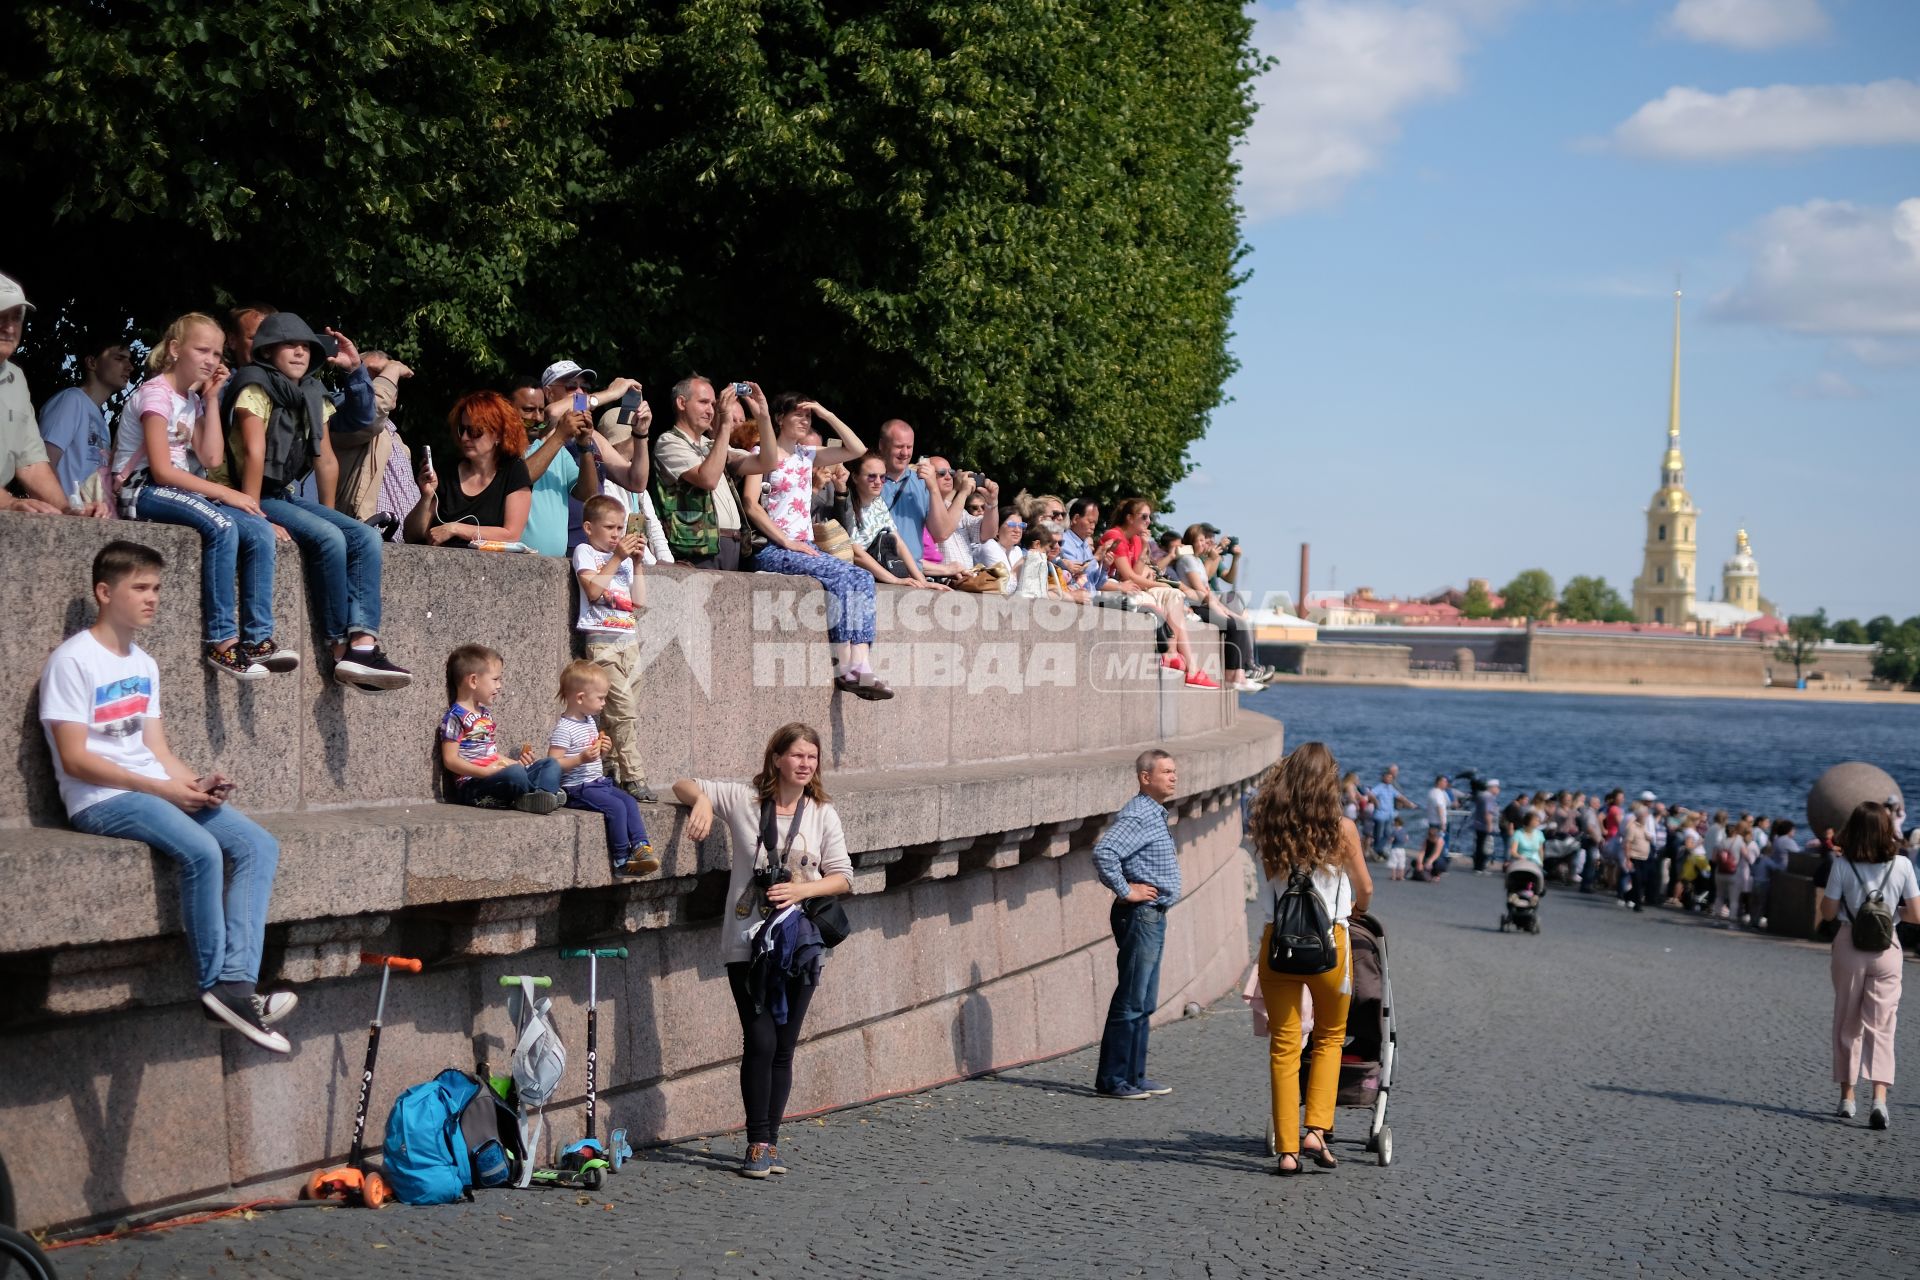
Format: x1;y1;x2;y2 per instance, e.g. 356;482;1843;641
50;864;1919;1279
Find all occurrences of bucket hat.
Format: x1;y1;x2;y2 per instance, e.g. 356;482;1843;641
250;312;336;365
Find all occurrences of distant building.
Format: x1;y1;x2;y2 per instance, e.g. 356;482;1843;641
1629;291;1768;631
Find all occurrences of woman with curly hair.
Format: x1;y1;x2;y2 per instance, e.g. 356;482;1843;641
404;390;532;546
1247;741;1372;1175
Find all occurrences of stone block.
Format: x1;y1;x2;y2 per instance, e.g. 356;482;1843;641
1028;950;1101;1058
783;1023;873;1116
646;924;735;1079
0;1004;232;1231
963;970;1039;1072
805;890;917;1036
992;857;1065;974
861;997;964;1097
401;805;584;905
906;873;1002;1006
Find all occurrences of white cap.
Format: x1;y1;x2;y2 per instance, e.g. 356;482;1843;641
0;273;34;314
539;359;597;388
1638;790;1658;802
1487;779;1500;789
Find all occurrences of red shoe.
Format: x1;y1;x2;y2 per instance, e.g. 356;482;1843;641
1185;671;1220;689
1161;653;1185;672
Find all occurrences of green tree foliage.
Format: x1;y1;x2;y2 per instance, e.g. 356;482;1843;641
1460;580;1494;619
1829;618;1868;644
1775;614;1824;684
1497;569;1556;620
1872;624;1920;691
1558;575;1633;623
2;0;1260;506
1865;615;1896;643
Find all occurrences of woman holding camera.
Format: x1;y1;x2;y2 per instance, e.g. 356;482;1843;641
674;722;855;1179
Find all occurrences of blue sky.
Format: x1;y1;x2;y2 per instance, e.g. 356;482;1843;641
1167;0;1920;621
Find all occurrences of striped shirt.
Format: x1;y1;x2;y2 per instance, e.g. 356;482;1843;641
549;713;604;788
1092;792;1181;906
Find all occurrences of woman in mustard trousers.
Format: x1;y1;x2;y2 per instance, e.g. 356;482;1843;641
1249;742;1374;1175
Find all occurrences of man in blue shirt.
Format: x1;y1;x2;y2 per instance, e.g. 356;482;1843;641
38;334;133;501
877;419;956;557
1092;749;1181;1099
1369;765;1414;857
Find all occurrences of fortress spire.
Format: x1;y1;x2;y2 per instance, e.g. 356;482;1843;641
1634;287;1700;627
1663;288;1684;486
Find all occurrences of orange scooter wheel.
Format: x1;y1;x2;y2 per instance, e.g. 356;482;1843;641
303;1167;360;1201
361;1170;391;1209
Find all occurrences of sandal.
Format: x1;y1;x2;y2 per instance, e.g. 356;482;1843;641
1274;1152;1302;1176
832;672;864;696
852;671;895;701
1302;1130;1338;1169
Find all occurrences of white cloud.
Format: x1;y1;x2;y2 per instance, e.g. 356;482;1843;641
1662;0;1828;50
1607;79;1920;159
1238;2;1511;219
1712;198;1920;336
1787;370;1866;400
1842;336;1920;367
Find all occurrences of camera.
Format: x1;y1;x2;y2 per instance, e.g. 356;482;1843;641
732;381;753;399
969;471;985;487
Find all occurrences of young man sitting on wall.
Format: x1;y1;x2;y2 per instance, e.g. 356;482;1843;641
40;539;296;1053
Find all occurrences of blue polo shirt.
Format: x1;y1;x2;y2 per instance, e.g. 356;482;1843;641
1060;527;1107;590
525;434;579;557
880;471;932;557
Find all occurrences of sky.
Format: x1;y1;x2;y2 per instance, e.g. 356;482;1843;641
1166;0;1920;621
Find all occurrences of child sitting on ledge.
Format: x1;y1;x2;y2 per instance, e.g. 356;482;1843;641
549;659;657;877
440;644;563;813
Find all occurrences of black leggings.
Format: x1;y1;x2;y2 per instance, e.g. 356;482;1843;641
1195;600;1253;672
726;962;817;1145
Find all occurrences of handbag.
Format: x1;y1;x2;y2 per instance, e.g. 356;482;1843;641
803;896;852;947
813;519;856;561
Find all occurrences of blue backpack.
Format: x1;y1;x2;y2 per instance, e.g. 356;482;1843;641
382;1068;483;1205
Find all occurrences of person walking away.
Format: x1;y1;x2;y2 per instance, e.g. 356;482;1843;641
1818;802;1920;1130
1471;779;1501;875
1621;801;1653;911
1248;741;1373;1175
1091;750;1182;1099
41;541;294;1052
673;724;854;1178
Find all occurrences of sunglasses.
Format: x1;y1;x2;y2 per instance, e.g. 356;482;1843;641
935;468;953;478
456;424;490;440
1004;521;1026;531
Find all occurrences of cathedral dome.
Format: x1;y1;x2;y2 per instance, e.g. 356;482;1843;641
1723;529;1758;577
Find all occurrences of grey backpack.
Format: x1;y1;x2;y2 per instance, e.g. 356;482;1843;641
1846;861;1898;953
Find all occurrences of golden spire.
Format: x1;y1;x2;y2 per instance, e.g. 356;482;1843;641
1662;287;1684;484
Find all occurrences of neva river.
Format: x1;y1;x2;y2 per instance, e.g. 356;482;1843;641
1241;684;1919;823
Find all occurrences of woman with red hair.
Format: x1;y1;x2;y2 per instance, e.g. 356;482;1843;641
404;391;533;546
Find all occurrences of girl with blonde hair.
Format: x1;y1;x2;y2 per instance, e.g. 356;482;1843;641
1247;741;1373;1175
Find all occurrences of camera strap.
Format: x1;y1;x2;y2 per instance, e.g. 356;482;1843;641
754;795;807;874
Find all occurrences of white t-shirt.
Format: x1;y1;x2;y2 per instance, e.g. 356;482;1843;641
976;540;1022;595
113;380;207;484
572;542;638;642
38;630;170;817
698;779;854;965
1425;787;1449;827
1264;864;1353;925
1825;857;1920;918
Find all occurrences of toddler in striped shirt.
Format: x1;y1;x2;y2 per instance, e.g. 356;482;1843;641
548;660;656;876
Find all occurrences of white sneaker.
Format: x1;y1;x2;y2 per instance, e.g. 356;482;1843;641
258;991;299;1026
1839;1098;1856;1119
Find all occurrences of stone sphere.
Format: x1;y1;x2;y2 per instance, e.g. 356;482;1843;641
1807;762;1904;839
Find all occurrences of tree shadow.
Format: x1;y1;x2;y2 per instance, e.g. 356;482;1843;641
962;1130;1269;1174
1778;1188;1920;1215
1589;1083;1826;1121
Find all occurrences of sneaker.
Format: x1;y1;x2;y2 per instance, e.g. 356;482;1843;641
1839;1098;1857;1119
765;1146;788;1175
257;990;299;1026
205;643;269;681
513;790;562;815
333;646;411;692
739;1143;776;1178
1133;1079;1173;1096
620;780;658;805
1161;653;1185;673
614;848;660;877
201;986;291;1053
1755;917;1768;931
1096;1084;1153;1100
1870;1103;1890;1131
1230;679;1263;693
245;638;301;674
1185;671;1220;689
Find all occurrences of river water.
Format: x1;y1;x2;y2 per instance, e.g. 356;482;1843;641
1239;683;1919;824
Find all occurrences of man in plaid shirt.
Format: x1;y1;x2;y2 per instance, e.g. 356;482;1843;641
1092;749;1181;1099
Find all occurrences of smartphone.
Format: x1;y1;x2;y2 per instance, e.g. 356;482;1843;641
732;381;752;399
573;391;590;414
422;444;433;477
620;388;643;422
625;513;647;539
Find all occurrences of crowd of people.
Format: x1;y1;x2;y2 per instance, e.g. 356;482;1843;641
0;277;1276;697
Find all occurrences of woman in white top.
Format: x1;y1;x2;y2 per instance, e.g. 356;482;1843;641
1248;741;1374;1176
738;394;898;700
674;723;855;1178
1817;801;1920;1130
972;506;1026;594
843;453;944;592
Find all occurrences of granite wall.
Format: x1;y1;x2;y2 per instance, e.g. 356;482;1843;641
0;512;1279;1230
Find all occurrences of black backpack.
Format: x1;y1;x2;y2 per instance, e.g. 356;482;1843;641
1267;869;1339;976
1844;860;1899;954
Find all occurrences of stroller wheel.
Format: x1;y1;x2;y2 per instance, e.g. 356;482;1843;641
1529;920;1540;934
1377;1127;1393;1168
1498;917;1507;932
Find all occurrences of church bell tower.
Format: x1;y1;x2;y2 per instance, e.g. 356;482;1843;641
1632;290;1699;626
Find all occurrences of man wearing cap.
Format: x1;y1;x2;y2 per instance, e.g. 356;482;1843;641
652;375;765;571
0;274;111;517
525;360;647;558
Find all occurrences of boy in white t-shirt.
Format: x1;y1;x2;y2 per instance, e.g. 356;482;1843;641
39;540;295;1053
573;494;654;803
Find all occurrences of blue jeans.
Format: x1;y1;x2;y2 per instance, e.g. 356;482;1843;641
753;546;878;645
1095;901;1167;1092
132;486;278;645
565;777;650;862
453;757;562;806
70;792;279;990
260;491;383;645
1372;814;1394;855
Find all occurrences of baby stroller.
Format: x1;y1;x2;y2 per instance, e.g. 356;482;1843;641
1248;912;1398;1167
1500;861;1545;933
